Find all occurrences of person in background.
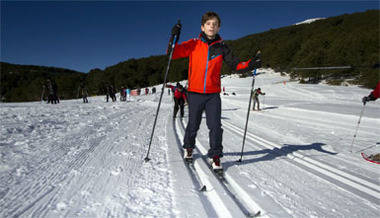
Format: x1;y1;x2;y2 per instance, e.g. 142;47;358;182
166;83;187;119
362;81;380;105
252;88;265;111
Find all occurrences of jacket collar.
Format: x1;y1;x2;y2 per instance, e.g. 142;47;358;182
199;32;222;45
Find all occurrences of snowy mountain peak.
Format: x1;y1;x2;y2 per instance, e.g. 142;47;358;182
295;17;325;25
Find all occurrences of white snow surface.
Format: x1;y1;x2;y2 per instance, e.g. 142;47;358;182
294;18;325;25
1;68;379;217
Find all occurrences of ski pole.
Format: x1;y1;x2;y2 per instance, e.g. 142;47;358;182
350;104;366;153
238;68;257;162
144;21;181;162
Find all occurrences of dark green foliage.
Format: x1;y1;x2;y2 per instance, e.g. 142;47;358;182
0;62;85;102
231;10;379;88
1;10;379;102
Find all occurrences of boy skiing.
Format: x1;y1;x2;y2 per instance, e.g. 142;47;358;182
169;11;261;171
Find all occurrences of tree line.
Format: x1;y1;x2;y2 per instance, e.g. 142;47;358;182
1;9;379;102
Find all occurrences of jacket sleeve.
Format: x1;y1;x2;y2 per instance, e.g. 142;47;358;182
370;81;380;100
222;43;253;74
172;39;197;60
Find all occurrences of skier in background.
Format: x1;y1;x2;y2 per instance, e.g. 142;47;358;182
126;87;131;101
166;83;187;119
252;88;265;111
361;80;380;162
110;85;117;102
77;82;89;103
52;80;59;104
362;81;380;105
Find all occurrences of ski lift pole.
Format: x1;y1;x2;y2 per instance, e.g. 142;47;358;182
238;68;257;162
350;104;366;153
144;21;181;162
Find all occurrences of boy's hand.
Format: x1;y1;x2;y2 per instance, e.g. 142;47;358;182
167;21;182;55
248;50;262;69
171;22;182;37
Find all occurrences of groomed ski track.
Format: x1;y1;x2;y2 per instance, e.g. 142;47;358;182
1;69;379;217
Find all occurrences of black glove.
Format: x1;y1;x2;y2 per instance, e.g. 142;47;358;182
362;93;375;105
362;96;369;105
167;21;182;55
171;22;182;37
249;51;262;70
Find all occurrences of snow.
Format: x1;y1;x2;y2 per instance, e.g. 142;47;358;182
1;68;379;217
294;18;325;25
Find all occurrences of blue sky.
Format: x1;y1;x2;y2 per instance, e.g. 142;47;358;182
1;1;379;73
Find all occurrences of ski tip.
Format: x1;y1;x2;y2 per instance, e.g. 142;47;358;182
200;185;207;192
214;169;224;179
184;158;193;164
248;210;261;217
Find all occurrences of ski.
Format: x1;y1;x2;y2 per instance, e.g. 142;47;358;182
213;168;224;180
184;157;193;164
361;152;380;164
206;159;261;217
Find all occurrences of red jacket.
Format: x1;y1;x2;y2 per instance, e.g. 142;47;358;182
172;33;254;94
166;85;187;101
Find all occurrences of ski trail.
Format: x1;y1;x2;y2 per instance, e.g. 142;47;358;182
221;120;380;208
0;98;176;217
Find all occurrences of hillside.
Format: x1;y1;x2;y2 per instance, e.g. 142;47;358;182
1;10;379;102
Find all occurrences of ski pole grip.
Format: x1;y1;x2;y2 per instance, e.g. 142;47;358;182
174;20;181;44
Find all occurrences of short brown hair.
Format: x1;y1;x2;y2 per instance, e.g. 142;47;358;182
201;11;221;27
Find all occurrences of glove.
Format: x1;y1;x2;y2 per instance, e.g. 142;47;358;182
362;96;369;105
171;22;182;37
167;21;182;55
249;50;262;70
362;93;375;105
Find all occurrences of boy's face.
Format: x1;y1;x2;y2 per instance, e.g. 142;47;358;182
201;17;220;39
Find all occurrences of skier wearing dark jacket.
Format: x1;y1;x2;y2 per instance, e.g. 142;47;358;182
362;81;380;105
166;83;187;118
252;88;265;111
169;11;261;170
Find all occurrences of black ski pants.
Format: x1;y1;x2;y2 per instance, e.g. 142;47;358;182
173;97;185;118
183;92;223;158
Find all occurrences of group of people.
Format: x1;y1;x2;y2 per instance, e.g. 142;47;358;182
119;87;132;102
41;79;59;104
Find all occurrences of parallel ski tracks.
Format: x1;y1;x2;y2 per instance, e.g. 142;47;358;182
173;117;282;218
0;109;127;217
221;120;380;203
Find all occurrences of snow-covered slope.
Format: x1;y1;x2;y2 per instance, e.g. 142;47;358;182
1;69;379;217
295;18;325;25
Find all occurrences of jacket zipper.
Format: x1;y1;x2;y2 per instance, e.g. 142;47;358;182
203;46;210;93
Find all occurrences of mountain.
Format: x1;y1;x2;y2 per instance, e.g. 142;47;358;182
1;9;379;102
